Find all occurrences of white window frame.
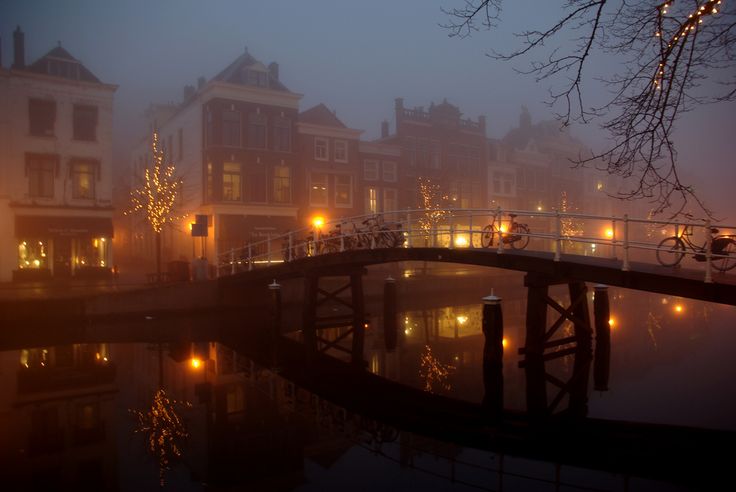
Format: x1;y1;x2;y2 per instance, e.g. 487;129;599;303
334;139;348;163
383;188;398;213
382;161;397;182
365;187;378;214
314;137;328;161
363;159;379;181
309;172;328;206
334;174;353;208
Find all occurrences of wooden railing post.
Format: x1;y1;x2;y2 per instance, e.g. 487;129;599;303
406;211;412;248
705;220;713;283
267;237;272;265
248;244;253;271
497;207;505;254
469;213;474;248
622;214;630;271
554;211;561;261
230;249;235;275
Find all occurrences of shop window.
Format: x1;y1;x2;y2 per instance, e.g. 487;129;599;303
222;162;242;201
73;104;97;141
71;161;96;199
335;175;352;207
309;173;328;206
314;137;328;161
334;140;348;163
222;109;241;147
26;154;56;198
272;165;291;203
29;99;56;137
18;240;49;269
76;237;109;268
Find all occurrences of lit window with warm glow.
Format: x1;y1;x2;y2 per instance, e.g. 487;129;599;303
17;239;48;269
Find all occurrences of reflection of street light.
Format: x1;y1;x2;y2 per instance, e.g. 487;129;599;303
608;317;616;328
502;337;508;349
674;304;684;314
456;315;468;324
190;358;202;369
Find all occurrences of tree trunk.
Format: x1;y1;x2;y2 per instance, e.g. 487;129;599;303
155;231;162;283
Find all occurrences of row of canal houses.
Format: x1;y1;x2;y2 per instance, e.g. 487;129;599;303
0;27;618;282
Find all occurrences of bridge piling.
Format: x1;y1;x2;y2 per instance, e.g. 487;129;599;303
524;282;548;417
481;294;504;419
383;276;397;352
568;282;592;417
593;285;611;391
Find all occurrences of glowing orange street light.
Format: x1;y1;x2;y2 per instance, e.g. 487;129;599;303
190;357;202;369
312;216;325;229
605;228;614;239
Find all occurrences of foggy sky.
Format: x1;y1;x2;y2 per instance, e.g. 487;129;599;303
2;0;734;217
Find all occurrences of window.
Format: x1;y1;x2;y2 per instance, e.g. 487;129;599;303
365;187;378;214
206;161;213;202
335;175;353;207
273;166;291;203
26;154;56;198
334;140;348;163
71;161;96;199
309;173;328;206
274;118;291;152
492;171;515;196
383;188;398;213
247;164;266;202
76;237;109;268
248;113;266;149
18;239;48;269
222;109;241;147
177;128;184;160
314;137;328;161
29;99;56;137
245;69;269;87
429;140;440;169
363;160;378;180
73;105;97;141
404;137;416;166
382;161;397;182
222;162;242;201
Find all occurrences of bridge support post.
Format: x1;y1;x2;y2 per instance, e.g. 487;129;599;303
302;275;319;365
524;283;548;418
269;280;282;367
482;294;504;419
567;282;592;417
593;285;611;391
350;272;366;366
383;276;397;352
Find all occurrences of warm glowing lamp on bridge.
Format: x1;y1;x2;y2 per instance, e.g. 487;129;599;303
454;235;469;248
608;317;616;329
605;228;614;239
312;216;325;229
190;357;203;369
456;315;468;325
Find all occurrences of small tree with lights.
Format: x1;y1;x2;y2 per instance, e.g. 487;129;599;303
126;131;183;281
417;177;451;244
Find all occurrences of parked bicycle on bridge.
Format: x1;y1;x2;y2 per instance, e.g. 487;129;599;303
656;224;736;272
481;212;530;250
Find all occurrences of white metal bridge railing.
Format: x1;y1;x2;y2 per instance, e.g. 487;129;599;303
216;208;736;284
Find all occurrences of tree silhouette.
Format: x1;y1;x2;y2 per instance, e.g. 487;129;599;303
443;0;734;218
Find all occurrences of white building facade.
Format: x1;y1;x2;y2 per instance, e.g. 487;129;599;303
0;28;117;282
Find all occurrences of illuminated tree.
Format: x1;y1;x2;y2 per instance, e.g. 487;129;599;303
130;389;191;487
442;1;734;218
419;344;455;393
559;191;584;242
417;177;450;234
126;131;183;280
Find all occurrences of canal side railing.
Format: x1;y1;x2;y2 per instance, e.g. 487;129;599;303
217;208;736;283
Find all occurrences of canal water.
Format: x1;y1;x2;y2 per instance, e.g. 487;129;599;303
1;264;734;491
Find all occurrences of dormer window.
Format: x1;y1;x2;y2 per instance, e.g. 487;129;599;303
243;68;269;88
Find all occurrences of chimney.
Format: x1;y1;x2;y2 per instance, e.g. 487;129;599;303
12;25;25;69
381;120;389;138
183;84;195;101
268;62;279;81
197;76;206;90
395;97;404;126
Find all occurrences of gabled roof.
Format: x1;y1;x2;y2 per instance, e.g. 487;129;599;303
299;103;346;128
212;48;290;92
26;45;102;83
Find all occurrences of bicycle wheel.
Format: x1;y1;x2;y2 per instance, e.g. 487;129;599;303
656;236;686;267
481;224;495;248
713;239;736;272
511;224;530;250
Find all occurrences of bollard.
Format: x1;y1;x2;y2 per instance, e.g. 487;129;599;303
481;293;504;419
383;276;397;351
593;285;611;391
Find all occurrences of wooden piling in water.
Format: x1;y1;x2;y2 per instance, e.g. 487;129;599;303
383;276;397;352
481;294;504;419
593;284;611;391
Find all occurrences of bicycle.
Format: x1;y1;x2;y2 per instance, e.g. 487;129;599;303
656;225;736;272
481;213;530;250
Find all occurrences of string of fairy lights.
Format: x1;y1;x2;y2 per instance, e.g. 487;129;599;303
417;177;450;234
126;131;183;233
419;344;455;393
653;0;724;90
